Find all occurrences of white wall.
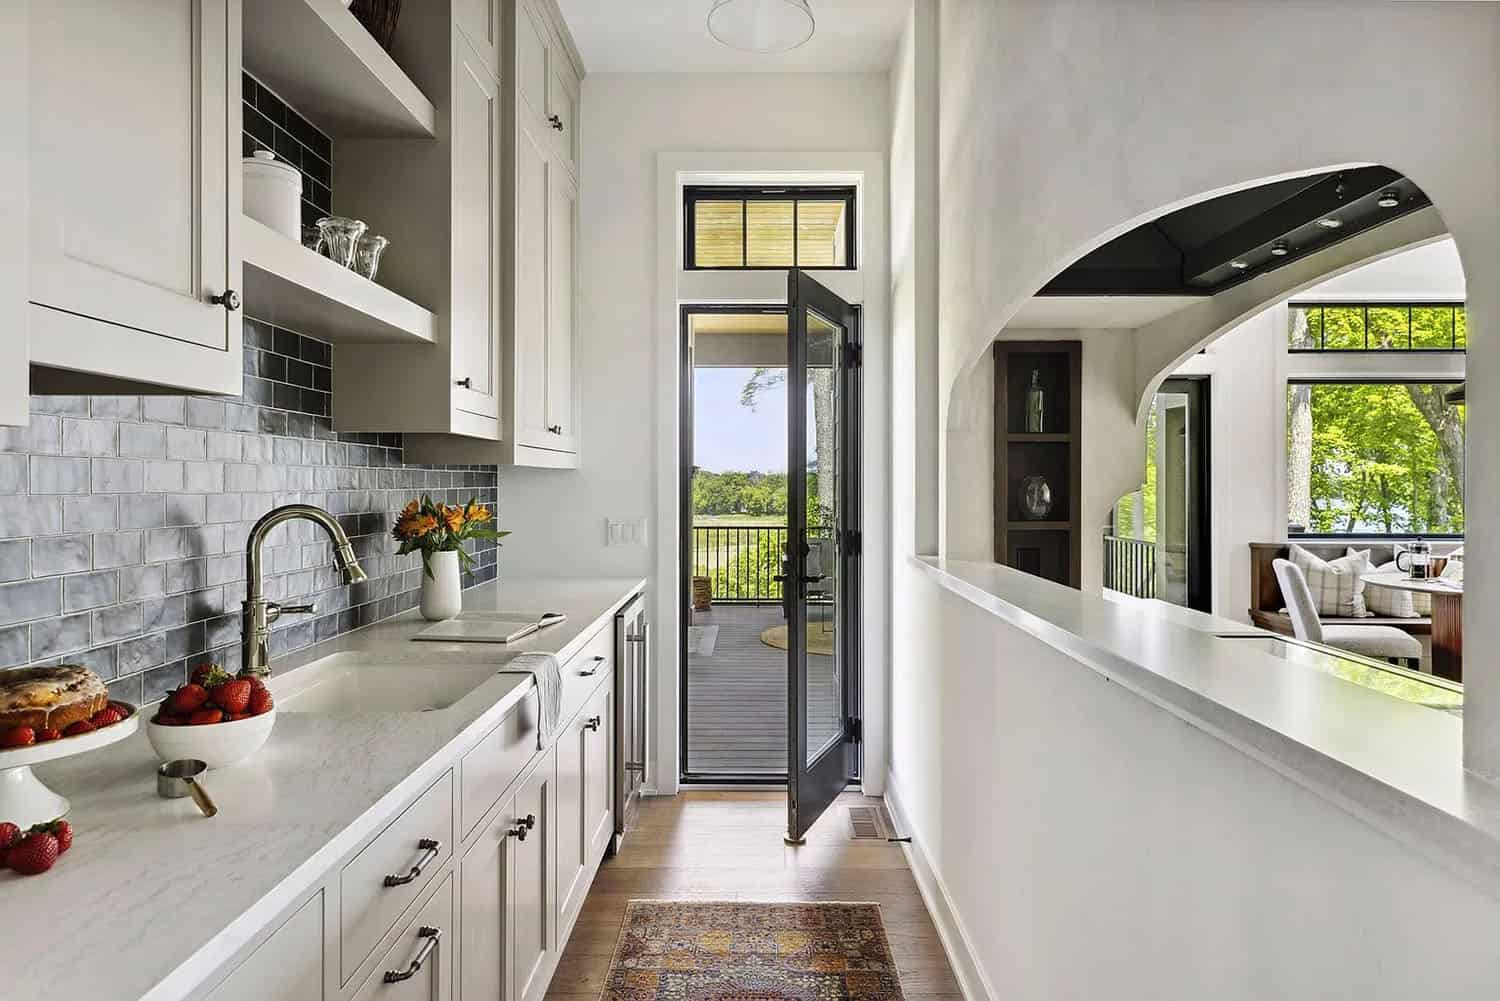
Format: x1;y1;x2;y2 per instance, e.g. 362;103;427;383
889;569;1500;1001
884;1;1500;993
2;1;28;426
497;72;890;791
946;329;1137;593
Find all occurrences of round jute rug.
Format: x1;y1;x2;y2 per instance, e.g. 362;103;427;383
759;623;835;657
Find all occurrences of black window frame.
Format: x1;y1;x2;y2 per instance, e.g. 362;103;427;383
1287;301;1466;353
683;185;857;272
1285;377;1466;540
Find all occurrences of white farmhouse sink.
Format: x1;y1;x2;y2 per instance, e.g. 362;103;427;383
272;651;518;714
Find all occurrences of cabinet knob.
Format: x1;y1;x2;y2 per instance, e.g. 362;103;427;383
547;424;563;434
211;289;241;311
585;715;601;732
508;813;537;840
456;377;472;388
548;114;564;131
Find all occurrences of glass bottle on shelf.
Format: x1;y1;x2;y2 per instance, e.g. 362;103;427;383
1024;370;1045;433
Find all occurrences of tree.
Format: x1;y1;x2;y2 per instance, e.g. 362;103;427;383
740;365;836;521
1286;308;1314;529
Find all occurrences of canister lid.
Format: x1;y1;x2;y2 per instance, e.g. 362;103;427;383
242;150;303;188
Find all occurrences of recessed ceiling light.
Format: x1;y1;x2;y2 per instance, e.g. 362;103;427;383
708;0;816;53
1316;218;1342;229
1270;240;1290;257
1377;189;1400;208
1229;260;1249;270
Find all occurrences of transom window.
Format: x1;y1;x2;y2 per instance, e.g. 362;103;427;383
685;186;855;270
1288;302;1467;352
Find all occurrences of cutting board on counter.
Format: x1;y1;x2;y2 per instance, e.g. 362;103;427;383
413;611;567;644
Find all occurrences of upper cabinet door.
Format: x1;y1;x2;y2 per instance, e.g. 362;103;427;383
451;33;501;422
455;0;500;72
512;124;553;451
515;2;549;126
28;0;241;395
544;164;577;453
546;55;580;177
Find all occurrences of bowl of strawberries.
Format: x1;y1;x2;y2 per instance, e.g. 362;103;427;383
146;664;276;769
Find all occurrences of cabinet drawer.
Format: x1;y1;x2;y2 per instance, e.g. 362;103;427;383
560;623;612;726
206;891;323;1001
460;688;541;839
341;771;455;984
352;873;454;1001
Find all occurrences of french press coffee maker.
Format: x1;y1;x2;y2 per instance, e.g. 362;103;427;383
1396;538;1433;580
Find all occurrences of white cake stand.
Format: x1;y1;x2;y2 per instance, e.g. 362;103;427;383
0;703;139;828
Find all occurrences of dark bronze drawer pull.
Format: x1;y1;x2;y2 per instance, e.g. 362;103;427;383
383;926;441;983
383;838;441;887
585;715;601;732
508;813;537;841
579;655;606;677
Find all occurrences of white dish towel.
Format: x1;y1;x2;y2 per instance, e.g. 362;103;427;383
510;652;562;748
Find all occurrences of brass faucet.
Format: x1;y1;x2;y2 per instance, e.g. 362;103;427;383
242;504;368;676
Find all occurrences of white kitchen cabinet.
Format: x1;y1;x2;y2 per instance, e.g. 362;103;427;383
459;747;557;1001
402;0;583;469
27;0;242;396
456;0;501;73
557;677;613;941
352;874;455;1001
205;892;324;1001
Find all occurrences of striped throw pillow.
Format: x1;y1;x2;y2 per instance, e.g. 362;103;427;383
1290;544;1369;618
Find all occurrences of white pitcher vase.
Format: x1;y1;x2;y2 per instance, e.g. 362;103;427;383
420;549;462;621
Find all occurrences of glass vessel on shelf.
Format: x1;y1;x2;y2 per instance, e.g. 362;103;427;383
353;234;389;280
316;216;366;269
1020;474;1053;519
1025;370;1045;432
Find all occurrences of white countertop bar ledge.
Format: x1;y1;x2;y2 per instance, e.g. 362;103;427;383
913;555;1500;896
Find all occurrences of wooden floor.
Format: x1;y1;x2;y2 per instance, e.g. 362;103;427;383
545;790;963;1001
686;604;842;774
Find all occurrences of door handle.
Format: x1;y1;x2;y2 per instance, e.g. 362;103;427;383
456;377;471;388
210;289;241;311
585;715;601;732
548;114;564;131
508;813;536;840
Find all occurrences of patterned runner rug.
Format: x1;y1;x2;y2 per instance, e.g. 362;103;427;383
600;901;904;1001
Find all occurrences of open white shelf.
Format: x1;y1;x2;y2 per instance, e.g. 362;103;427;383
243;0;436;139
241;215;436;345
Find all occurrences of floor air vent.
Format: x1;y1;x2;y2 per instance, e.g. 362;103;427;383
846;805;894;841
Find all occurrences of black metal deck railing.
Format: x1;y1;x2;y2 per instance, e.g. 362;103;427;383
691;523;832;603
1103;535;1157;599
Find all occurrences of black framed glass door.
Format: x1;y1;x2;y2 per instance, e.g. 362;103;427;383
785;269;860;843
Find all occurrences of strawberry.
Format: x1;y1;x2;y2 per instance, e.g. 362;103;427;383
35;728;62;742
190;663;220;686
209;676;252;715
0;822;20;850
31;820;71;854
247;687;274;716
223;711;248;722
152;713;184;727
62;719;95;736
241;672;267;692
91;706;125;727
164;683;209;716
8;832;58;875
1;726;36;748
187;708;223;726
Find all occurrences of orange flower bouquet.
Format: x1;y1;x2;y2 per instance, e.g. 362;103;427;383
392;494;508;579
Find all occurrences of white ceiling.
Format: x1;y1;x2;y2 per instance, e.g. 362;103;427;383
556;0;908;74
1007;296;1204;330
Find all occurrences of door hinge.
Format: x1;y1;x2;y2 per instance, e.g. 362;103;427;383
844;343;863;369
842;528;862;557
844;717;863;743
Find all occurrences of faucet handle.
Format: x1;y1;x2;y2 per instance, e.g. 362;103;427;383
266;601;317;624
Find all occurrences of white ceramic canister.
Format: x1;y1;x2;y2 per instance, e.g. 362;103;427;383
243;150;303;240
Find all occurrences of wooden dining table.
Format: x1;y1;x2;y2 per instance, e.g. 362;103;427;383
1362;570;1463;681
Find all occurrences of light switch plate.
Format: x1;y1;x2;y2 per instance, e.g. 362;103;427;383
606;517;648;547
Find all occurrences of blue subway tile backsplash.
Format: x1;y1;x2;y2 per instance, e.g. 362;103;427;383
0;89;501;705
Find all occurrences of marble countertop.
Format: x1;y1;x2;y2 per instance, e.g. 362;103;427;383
915;556;1500;896
0;576;646;1001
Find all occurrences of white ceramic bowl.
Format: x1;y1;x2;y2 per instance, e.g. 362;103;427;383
145;708;276;769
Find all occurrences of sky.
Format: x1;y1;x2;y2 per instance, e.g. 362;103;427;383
693;367;822;473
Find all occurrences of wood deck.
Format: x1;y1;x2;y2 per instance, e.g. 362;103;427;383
685;603;842;775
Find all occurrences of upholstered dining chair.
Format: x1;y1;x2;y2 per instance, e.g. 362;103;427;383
1272;558;1424;670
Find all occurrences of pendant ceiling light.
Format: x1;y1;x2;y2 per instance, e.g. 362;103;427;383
708;0;816;53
